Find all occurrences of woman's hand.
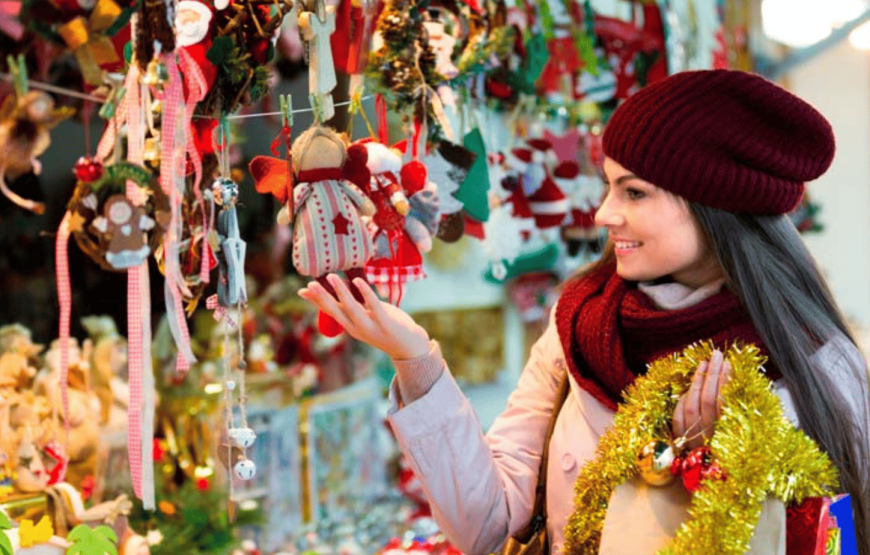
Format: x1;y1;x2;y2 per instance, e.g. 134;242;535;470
298;274;431;360
672;349;732;450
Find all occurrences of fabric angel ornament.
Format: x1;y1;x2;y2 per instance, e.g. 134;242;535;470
289;125;375;335
344;140;439;304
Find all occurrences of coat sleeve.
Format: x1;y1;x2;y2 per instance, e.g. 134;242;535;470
387;308;564;555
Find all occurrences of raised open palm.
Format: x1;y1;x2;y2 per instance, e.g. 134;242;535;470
299;274;431;360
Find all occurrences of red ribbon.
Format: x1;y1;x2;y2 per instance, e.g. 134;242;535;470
376;94;388;144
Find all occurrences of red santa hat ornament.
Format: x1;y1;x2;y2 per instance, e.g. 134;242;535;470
527;175;568;229
505;147;532;173
552;160;581;188
526;138;557;166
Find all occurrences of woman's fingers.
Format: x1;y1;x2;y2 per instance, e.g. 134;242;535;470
700;350;723;438
682;360;706;442
673;394;687;439
716;361;732;420
353;278;389;322
298;281;353;330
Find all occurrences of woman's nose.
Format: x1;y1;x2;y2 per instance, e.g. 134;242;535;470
594;193;622;228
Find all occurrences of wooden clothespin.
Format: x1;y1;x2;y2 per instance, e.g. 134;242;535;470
279;94;294;128
6;54;27;98
98;75;127;120
309;93;323;125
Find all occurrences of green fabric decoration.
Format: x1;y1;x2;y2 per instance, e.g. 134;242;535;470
66;525;118;555
483;244;560;284
573;30;600;77
538;0;555;40
634;51;659;88
207;37;235;66
507;33;550;94
457;128;490;222
521;34;549;93
0;511;13;555
123;41;133;65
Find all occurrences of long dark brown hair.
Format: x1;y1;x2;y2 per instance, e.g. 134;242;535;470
579;205;869;553
690;204;869;555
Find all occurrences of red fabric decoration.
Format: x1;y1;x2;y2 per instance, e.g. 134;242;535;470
249;155;293;204
463;215;485;240
400;160;427;196
179;42;217;93
593;3;666;100
786;498;832;555
296;167;344;182
603;70;835;215
343;143;372;189
553;160;580;180
538;36;582;95
554;262;779;410
331;0;380;74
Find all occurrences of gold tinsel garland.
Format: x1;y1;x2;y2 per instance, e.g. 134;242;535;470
562;342;839;555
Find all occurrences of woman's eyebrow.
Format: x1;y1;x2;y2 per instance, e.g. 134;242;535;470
615;174;641;184
604;174;642;185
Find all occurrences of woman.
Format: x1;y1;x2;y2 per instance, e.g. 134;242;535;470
299;70;870;554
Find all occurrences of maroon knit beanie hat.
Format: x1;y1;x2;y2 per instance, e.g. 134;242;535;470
602;69;835;215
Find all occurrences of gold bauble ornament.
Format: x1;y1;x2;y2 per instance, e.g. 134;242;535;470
637;439;677;486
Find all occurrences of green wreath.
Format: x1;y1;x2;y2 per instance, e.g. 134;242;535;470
67;162;168;273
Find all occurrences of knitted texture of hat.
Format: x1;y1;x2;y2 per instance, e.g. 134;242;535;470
602;69;835;215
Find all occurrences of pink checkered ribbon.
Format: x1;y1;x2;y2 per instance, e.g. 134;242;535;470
54;212;71;478
205;294;238;329
160;53;196;373
177;49;211;284
126;66;143;501
124;63;153;506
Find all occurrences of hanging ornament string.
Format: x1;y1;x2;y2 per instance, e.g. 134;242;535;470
348;87;377;139
270;94;294;158
222;316;235;514
212;117;257;517
410;41;452;144
159;51;197;373
177;48;211;284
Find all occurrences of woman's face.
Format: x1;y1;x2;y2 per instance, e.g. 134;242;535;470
595;157;722;288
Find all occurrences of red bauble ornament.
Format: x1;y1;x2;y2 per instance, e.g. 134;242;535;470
74;156;104;182
676;446;725;493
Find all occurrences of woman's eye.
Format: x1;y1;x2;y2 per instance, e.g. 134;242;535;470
626;188;646;200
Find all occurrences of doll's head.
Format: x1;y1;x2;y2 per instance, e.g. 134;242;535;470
291;125;347;174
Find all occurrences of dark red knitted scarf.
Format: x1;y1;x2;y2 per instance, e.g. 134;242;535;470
555;262;779;410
